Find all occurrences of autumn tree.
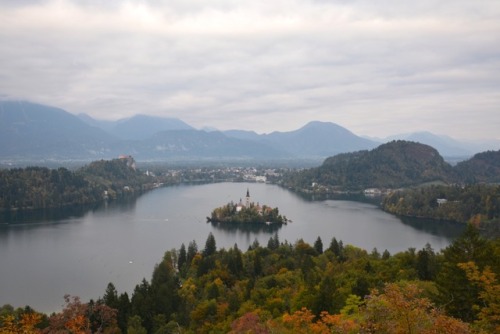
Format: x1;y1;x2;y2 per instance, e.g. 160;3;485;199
459;261;500;332
435;224;494;322
359;282;471;334
0;311;43;334
44;295;119;334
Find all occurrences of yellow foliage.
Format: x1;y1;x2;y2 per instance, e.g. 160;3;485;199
459;261;500;333
0;313;42;334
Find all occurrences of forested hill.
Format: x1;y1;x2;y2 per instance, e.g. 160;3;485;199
455;150;500;183
0;157;153;211
283;141;456;191
78;157;152;195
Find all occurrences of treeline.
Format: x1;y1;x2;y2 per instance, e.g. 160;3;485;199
2;226;499;333
0;167;102;210
382;184;500;234
0;158;153;211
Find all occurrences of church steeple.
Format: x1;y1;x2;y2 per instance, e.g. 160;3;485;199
246;188;250;208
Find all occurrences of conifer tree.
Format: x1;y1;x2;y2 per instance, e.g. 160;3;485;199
203;233;217;257
314;236;323;254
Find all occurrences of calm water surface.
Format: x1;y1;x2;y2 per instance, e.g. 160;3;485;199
0;182;464;312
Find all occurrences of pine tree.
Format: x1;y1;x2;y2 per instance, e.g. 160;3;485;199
187;240;198;264
103;282;119;309
178;243;187;270
203;233;217;257
314;236;323;254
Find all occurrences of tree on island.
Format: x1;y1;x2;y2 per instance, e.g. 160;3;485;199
208;190;288;224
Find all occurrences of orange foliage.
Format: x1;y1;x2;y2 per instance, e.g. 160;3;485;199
230;312;269;334
64;314;90;333
363;283;471;334
281;308;359;334
0;312;42;334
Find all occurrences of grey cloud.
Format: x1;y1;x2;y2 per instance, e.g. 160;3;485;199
0;0;499;140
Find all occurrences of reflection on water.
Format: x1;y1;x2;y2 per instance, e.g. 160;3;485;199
0;205;94;226
209;221;282;234
0;197;141;227
399;216;465;239
298;192;383;206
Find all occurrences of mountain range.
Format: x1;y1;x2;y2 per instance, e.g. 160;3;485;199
0;100;497;163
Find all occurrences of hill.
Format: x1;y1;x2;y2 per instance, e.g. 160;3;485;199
385;131;473;157
454;150;500;183
0;157;153;211
283;141;455;191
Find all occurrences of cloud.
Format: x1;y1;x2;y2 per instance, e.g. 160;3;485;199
0;0;499;140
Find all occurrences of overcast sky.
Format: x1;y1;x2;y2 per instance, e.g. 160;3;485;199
1;0;499;140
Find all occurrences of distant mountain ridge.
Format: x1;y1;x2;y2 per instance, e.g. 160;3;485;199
0;101;380;162
1;100;497;164
0;101;115;159
78;113;194;140
263;121;379;157
223;121;379;158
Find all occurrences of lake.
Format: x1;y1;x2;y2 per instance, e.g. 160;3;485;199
0;182;464;313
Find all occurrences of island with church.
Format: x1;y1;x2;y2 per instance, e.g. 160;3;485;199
207;189;289;225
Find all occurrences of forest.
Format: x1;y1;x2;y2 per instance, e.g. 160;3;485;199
1;225;499;333
382;184;500;237
281;142;500;192
0;158;153;211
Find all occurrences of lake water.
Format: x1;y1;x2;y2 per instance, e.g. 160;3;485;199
0;182;464;313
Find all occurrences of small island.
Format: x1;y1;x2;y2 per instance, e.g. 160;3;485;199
207;189;289;225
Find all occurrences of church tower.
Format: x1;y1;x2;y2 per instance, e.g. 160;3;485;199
246;188;250;208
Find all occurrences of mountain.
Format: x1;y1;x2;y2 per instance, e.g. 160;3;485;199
77;113;116;133
454;150;500;183
79;113;194;140
0;101;116;159
3;101;494;165
0;101;286;162
114;130;288;160
223;129;262;142
264;121;379;157
224;121;379;158
283;141;455;190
